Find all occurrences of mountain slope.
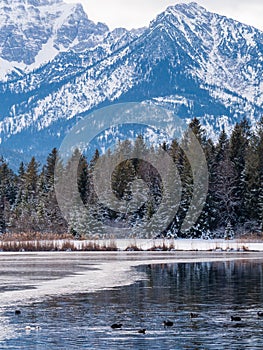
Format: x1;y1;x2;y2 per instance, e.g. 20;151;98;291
0;2;263;167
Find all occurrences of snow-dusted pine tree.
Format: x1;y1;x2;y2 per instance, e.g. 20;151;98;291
224;222;234;240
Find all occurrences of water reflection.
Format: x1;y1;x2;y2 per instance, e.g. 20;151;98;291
142;260;263;307
2;259;263;349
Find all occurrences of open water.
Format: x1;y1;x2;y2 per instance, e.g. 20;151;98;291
0;253;263;349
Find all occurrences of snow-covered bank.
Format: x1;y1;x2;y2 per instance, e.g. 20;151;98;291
3;238;263;251
89;238;263;252
112;238;263;252
1;238;263;252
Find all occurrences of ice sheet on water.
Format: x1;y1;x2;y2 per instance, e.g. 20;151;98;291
0;250;261;309
0;252;145;308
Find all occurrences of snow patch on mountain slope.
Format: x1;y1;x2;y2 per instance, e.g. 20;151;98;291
0;58;136;137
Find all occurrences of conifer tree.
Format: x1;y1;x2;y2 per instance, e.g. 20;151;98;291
38;148;66;233
78;154;89;205
0;158;16;233
213;137;239;229
178;118;208;237
87;149;100;205
243;134;260;225
229;118;250;222
25;157;39;199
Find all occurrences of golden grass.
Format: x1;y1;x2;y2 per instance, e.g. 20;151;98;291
0;239;118;252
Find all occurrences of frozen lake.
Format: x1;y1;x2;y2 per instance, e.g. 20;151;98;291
1;251;263;349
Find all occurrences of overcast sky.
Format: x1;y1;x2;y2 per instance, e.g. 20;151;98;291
65;0;263;31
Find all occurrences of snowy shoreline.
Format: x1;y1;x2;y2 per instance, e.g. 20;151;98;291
90;238;263;252
1;238;263;252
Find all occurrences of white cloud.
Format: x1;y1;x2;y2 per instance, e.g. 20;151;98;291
65;0;263;30
197;0;263;30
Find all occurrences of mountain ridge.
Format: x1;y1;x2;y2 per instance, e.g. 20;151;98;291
0;1;263;168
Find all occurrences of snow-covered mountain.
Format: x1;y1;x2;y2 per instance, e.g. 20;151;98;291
0;0;110;80
0;1;263;167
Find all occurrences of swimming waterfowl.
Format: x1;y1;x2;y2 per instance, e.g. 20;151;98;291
231;316;241;322
25;325;41;331
15;310;21;315
257;311;263;317
138;328;146;334
111;323;122;329
163;320;173;327
190;313;199;318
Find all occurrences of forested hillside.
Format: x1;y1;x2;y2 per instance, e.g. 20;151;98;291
0;117;262;239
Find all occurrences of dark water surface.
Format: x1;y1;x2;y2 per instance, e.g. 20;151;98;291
1;257;263;349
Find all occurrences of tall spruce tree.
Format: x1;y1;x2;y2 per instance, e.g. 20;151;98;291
78;154;89;205
214;131;240;230
0;158;16;233
38;148;66;233
229;118;250;223
178;118;208;237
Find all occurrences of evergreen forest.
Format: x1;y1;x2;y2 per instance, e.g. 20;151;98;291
0;117;262;239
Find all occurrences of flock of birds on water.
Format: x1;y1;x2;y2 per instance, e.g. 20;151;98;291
14;309;263;335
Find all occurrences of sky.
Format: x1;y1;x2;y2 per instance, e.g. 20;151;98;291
65;0;263;31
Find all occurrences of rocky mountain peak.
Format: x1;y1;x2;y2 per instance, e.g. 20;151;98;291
0;0;109;79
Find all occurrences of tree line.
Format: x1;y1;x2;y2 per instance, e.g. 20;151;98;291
0;117;262;238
